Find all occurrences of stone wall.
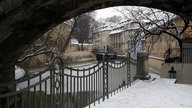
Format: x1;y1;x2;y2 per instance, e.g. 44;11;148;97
148;56;164;74
161;63;192;84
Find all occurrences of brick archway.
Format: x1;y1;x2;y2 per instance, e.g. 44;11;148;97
0;0;192;83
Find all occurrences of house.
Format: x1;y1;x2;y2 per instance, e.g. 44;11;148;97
93;22;114;52
93;20;145;57
109;19;144;57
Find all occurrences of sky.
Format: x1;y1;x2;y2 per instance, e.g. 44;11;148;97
95;7;123;20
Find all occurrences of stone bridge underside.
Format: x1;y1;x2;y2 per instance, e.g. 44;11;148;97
0;0;192;83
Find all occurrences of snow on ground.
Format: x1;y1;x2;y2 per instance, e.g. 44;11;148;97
87;73;192;108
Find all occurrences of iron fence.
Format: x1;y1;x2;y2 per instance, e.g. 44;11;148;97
0;55;133;108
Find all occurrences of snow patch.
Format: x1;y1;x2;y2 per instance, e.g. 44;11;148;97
15;66;25;80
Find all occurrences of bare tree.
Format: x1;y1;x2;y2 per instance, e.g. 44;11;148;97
19;23;71;59
16;18;82;70
17;12;97;70
105;15;122;23
72;13;96;50
115;6;190;61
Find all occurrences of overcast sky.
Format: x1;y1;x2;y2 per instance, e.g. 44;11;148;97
95;7;123;20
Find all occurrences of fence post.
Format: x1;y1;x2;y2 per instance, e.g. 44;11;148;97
102;56;105;101
135;52;150;80
127;53;131;87
106;56;109;99
102;54;109;101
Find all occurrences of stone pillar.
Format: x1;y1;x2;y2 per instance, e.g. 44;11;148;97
135;52;150;80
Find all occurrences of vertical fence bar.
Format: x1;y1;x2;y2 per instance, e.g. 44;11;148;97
113;65;115;95
101;63;103;102
28;78;30;108
80;72;82;108
118;63;120;93
93;67;96;106
50;69;53;108
128;53;131;87
119;63;121;92
102;60;105;101
85;70;89;104
53;69;56;108
95;67;98;105
59;72;62;108
116;63;118;94
106;59;109;99
73;75;76;108
34;86;36;108
83;69;85;107
98;65;101;104
14;94;17;108
89;68;91;108
77;69;79;108
39;74;42;108
111;64;116;95
66;75;69;108
45;80;47;108
110;64;113;96
127;57;129;88
91;69;94;104
123;61;125;89
61;68;64;108
22;93;24;108
70;69;72;108
124;61;127;89
123;63;125;90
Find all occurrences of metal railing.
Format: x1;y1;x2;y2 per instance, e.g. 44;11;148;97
0;55;133;108
182;48;192;63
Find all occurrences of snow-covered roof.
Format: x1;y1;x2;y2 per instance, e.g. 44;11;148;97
110;29;124;35
113;19;130;29
95;22;116;32
110;19;141;35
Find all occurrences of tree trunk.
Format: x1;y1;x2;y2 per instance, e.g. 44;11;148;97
62;35;71;53
81;42;84;51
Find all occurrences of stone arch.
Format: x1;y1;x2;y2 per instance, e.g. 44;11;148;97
0;0;192;83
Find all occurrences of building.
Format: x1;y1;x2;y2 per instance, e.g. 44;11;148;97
109;23;124;54
109;20;144;57
122;21;144;58
93;20;144;56
93;22;114;52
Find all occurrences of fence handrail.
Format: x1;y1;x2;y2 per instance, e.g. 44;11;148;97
63;62;102;71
